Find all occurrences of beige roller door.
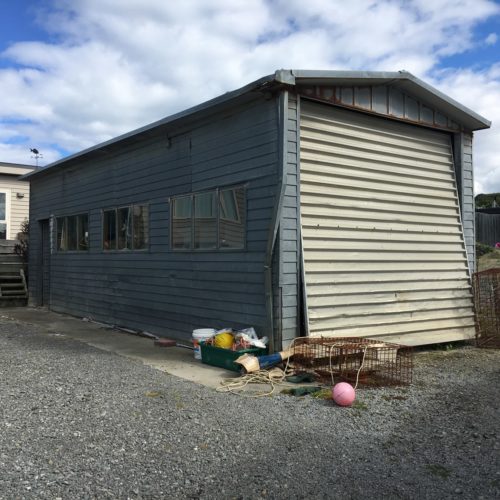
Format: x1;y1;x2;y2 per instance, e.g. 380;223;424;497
300;99;475;345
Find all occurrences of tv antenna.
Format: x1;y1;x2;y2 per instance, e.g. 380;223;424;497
30;148;43;167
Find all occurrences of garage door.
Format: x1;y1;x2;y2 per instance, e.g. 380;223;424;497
300;99;475;345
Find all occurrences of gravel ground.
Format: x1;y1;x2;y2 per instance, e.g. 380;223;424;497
0;318;499;500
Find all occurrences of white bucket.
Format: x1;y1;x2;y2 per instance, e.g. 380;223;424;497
192;328;215;360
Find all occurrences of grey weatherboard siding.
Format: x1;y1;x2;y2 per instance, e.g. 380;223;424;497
29;95;281;341
27;70;490;349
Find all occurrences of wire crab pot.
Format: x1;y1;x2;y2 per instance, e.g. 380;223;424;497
473;268;500;348
291;337;413;387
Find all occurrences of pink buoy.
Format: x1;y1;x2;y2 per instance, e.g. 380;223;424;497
332;382;356;407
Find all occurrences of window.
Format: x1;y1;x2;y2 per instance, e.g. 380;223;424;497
117;207;131;250
103;210;116;250
76;216;89;250
219;187;245;249
103;204;149;251
172;196;192;250
194;191;216;249
171;186;245;251
132;205;149;250
0;193;6;239
56;214;89;251
67;215;78;250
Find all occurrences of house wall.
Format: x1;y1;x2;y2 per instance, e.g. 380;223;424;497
28;95;280;341
0;175;30;239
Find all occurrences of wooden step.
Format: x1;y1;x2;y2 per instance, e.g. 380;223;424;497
0;255;23;262
0;268;27;306
2;288;27;295
2;280;24;286
0;297;27;307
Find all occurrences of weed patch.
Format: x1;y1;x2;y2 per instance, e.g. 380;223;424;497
426;464;451;479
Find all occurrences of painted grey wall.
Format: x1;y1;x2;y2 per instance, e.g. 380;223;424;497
29;95;280;341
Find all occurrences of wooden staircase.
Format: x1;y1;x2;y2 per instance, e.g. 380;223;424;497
0;241;28;307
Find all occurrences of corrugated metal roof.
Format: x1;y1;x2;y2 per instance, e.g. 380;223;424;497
24;69;491;180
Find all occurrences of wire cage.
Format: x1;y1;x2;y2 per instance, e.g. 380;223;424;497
473;268;500;348
291;337;413;387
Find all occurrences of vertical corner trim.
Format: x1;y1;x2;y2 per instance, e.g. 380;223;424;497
264;90;289;352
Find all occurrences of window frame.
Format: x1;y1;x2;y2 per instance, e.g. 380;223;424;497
171;194;193;251
170;185;246;252
218;186;246;250
55;212;90;253
219;188;241;223
101;203;150;252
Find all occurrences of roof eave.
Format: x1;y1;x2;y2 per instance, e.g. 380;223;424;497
276;69;491;131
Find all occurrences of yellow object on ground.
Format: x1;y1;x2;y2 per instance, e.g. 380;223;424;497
214;332;234;349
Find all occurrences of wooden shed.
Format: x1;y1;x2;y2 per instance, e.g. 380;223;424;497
25;70;490;349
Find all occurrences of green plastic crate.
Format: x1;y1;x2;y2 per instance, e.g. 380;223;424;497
200;343;267;372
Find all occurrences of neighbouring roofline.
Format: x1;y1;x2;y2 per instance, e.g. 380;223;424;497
24;69;491;180
0;162;37;177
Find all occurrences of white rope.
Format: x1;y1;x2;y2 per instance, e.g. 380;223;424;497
216;368;297;397
217;337;373;397
354;345;369;390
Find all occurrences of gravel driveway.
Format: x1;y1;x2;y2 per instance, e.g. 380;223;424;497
0;318;499;499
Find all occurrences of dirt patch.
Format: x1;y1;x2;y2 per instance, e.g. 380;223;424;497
478;248;500;271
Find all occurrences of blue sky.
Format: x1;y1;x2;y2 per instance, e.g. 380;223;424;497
0;1;51;58
441;16;499;69
1;0;499;193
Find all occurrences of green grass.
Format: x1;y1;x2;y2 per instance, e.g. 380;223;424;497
311;388;333;400
352;400;368;410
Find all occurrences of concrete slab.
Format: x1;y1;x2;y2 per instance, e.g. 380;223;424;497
0;307;238;389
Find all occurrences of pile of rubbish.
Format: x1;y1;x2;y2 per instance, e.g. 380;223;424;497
192;327;269;373
202;327;268;351
216;337;413;404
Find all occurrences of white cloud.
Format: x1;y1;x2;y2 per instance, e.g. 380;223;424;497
0;0;499;193
485;32;498;45
431;65;500;193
